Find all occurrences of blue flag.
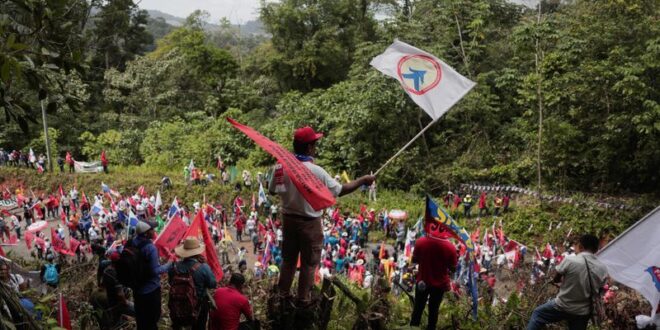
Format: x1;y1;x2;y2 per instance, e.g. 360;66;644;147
425;195;478;319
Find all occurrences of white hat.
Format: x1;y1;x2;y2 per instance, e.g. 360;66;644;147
356;259;364;266
136;221;153;234
174;237;205;258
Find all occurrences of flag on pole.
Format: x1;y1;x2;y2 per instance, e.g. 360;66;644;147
258;182;267;206
226;117;336;211
137;186;146;198
101;182;120;198
91;200;104;215
58;185;65;198
57;293;72;330
370;39;476;121
128;210;139;228
101;150;107;164
188;159;195;172
184;211;223;281
598;206;660;316
155;190;162;211
154;214;187;259
168;198;181;220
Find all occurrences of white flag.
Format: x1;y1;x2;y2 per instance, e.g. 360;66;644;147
155;190;162;211
188;159;195;171
29;148;36;163
258;182;267;206
598;206;660;316
370;39;476;121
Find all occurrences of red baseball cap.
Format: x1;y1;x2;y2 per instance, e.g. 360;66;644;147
294;126;323;143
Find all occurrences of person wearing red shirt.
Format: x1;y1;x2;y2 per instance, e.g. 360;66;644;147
478;191;488;216
409;235;458;330
210;273;254;330
234;217;245;242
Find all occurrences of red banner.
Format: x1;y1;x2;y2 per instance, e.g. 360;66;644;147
154;214;187;259
184;212;223;281
51;228;74;256
226;117;336;211
69;237;81;253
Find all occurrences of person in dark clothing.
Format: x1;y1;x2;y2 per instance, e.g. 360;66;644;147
168;237;217;330
57;157;64;172
132;221;172;330
409;234;458;330
102;252;135;327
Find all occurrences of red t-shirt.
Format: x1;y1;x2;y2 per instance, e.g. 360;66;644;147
234;219;244;231
412;236;457;290
210;286;253;330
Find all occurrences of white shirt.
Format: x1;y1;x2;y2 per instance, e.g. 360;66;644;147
276;229;283;242
88;228;98;241
268;161;342;218
320;266;331;279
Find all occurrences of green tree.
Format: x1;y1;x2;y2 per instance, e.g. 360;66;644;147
260;0;378;91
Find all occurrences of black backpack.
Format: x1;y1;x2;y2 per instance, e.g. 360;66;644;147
168;262;202;326
116;239;151;290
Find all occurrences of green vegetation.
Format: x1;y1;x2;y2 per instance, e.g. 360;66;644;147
2;0;658;196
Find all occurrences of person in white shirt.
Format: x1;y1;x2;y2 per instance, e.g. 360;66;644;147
363;271;373;289
246;218;256;236
70;188;79;208
276;228;283;247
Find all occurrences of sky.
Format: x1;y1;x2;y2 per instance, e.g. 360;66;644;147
138;0;262;24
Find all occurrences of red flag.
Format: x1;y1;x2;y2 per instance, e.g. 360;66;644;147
542;243;553;259
25;231;33;250
184;212;223;281
154;214;187;259
106;220;115;236
51;228;74;256
65;152;73;165
81;191;88;206
137;186;146;198
69;237;81;253
227;118;335;211
0;245;4;257
60;210;67;224
57;293;72;330
59;185;64;198
378;241;386;260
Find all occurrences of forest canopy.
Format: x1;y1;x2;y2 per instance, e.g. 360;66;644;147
1;0;658;194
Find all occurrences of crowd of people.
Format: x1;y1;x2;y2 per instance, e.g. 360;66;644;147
0;124;639;330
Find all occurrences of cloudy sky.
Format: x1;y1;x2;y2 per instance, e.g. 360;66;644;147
138;0;262;24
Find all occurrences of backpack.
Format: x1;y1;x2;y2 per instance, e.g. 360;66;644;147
115;239;150;290
44;264;59;285
168;262;202;326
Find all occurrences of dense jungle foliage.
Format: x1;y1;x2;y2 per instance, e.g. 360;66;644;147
1;0;658;196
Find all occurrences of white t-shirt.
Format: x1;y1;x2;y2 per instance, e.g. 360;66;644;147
269;162;342;218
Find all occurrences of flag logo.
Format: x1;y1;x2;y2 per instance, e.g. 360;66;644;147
647;266;660;292
397;54;442;95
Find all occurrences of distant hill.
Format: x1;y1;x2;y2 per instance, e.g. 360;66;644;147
145;9;265;36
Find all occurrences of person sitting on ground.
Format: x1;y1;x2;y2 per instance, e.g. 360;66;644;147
210;273;255;330
526;234;608;330
168;237;217;330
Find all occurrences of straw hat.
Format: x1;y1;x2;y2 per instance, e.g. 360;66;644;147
356;259;365;266
174;237;205;258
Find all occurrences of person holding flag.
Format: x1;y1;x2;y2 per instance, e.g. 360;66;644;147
268;126;375;306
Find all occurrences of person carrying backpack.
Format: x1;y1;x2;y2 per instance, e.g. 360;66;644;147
168;237;217;330
40;255;61;288
117;221;171;330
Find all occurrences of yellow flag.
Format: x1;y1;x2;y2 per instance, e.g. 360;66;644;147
341;171;351;183
223;222;233;242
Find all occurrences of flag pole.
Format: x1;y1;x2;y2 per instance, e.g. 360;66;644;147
375;118;439;175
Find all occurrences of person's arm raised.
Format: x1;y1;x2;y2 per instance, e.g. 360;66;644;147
339;175;376;197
